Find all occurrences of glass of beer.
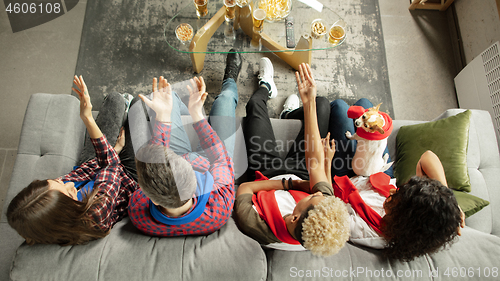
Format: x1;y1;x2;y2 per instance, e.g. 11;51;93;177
252;8;266;32
328;24;345;45
224;0;236;22
194;0;208;18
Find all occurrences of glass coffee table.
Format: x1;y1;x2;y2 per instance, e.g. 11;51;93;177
165;0;346;73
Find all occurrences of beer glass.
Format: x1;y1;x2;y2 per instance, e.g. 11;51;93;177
328;25;345;45
252;8;266;32
194;0;208;18
224;0;236;21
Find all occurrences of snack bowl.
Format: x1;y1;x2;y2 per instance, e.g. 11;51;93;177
311;19;327;39
255;0;292;22
175;23;194;44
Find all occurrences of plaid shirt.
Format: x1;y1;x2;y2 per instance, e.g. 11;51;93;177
58;135;138;231
128;120;235;236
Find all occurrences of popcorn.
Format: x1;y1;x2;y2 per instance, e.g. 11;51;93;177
175;23;194;43
311;20;327;39
257;0;292;21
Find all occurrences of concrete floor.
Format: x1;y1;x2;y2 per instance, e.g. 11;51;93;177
0;0;488;218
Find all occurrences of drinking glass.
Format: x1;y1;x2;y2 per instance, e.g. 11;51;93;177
328;24;345;45
251;8;265;51
252;8;266;32
224;0;236;22
194;0;208;18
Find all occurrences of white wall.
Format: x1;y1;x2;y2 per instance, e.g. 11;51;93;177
455;0;500;63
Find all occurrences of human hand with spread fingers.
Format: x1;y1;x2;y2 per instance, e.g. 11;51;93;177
139;76;173;123
187;76;208;123
295;63;317;105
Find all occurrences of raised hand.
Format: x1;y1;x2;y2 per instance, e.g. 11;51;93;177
72;75;103;139
187;76;208;123
295;63;317;105
322;132;335;163
139;76;173;123
72;75;93;121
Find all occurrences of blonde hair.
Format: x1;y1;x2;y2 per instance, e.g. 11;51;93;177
301;196;350;256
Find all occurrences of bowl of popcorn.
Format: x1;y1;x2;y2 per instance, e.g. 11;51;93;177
256;0;292;22
311;19;327;39
175;23;194;44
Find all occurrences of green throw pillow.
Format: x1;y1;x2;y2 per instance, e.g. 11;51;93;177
394;110;471;192
452;190;489;218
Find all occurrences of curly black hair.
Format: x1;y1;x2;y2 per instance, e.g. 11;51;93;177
381;176;462;262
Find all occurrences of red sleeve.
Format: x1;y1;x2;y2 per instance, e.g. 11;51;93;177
150;121;171;147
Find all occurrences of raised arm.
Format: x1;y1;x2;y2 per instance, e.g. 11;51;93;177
187;76;234;191
416;150;465;234
186;76;225;165
295;63;329;187
72;75;103;140
139;76;173;123
72;76;121;167
187;76;208;123
322;132;335;186
139;76;174;146
415;150;448;186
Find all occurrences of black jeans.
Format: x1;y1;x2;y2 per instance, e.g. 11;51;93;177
243;86;330;180
78;92;138;181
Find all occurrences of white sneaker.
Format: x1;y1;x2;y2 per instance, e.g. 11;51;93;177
258;57;278;98
280;94;300;119
122;93;134;113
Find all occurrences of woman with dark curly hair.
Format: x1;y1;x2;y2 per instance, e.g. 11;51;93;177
328;98;465;261
381;150;465;261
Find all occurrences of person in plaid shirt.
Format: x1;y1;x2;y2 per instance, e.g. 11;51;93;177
7;76;139;245
127;52;240;236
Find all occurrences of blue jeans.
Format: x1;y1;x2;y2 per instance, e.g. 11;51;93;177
328;98;393;178
206;78;238;159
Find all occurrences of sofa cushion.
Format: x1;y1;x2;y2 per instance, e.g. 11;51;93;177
265;227;500;281
394;110;472;192
10;218;267;281
452;190;489;218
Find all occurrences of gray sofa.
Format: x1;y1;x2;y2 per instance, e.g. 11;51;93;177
2;93;500;281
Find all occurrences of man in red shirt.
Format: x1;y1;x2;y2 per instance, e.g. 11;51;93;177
128;52;240;236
